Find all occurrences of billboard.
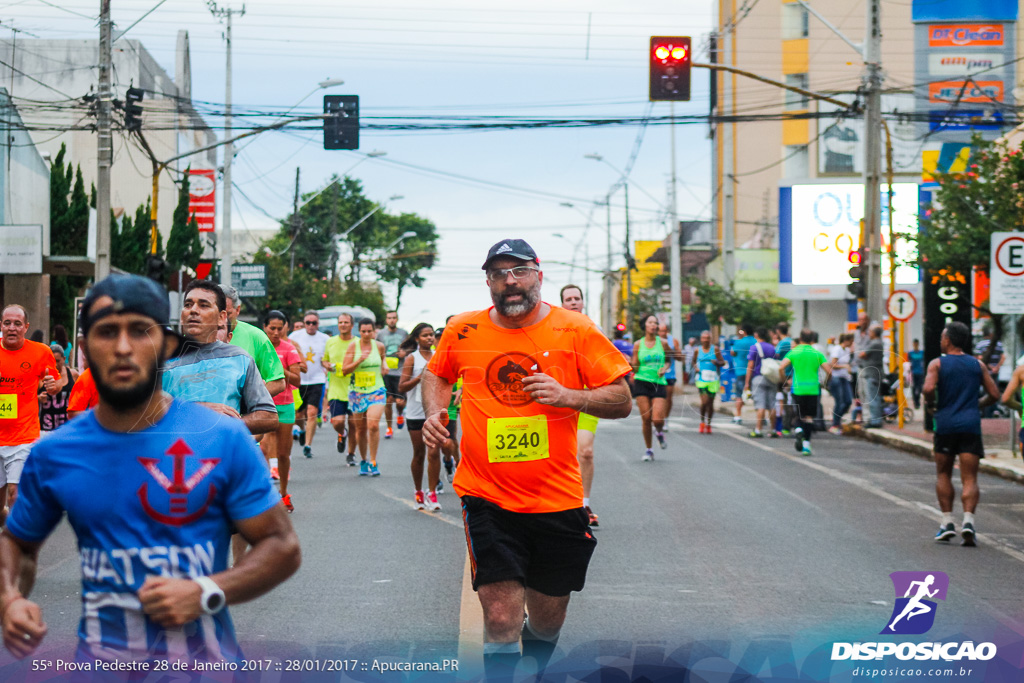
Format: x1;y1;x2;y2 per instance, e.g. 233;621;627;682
779;183;920;296
188;168;216;233
928;80;1004;104
817;94;919;175
928;24;1005;46
928;54;1003;76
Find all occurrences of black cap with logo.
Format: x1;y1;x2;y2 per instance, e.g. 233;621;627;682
79;274;182;347
481;239;540;270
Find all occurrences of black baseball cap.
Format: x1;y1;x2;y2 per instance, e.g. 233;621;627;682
79;274;181;345
481;238;540;270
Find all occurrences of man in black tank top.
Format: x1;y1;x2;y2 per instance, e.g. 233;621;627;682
922;322;1000;546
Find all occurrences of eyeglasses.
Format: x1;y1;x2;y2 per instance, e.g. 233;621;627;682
486;266;539;283
304;320;318;325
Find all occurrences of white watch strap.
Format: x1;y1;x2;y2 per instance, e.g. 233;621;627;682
194;576;225;614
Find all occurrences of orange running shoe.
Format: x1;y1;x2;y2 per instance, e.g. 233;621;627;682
271;467;280;480
385;427;394;439
281;493;293;513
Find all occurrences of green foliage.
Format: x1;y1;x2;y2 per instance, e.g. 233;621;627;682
112;201;160;277
625;289;665;337
910;134;1024;281
687;278;792;330
48;143;90;333
366;212;439;308
166;171;202;273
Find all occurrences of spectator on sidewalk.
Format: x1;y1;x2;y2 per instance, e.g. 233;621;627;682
851;313;872;424
731;324;756;426
827;333;854;433
743;328;777;438
859;325;885;428
908;338;925;410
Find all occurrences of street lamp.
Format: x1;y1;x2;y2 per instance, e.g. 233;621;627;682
385;230;417;252
340;194;404;241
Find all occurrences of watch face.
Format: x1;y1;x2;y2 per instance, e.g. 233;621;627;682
207;592;225;612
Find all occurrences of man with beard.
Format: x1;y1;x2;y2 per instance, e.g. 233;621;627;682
421;239;633;678
0;274;300;666
162;280;277;436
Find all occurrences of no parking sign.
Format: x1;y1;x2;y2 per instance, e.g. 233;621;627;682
990;232;1024;313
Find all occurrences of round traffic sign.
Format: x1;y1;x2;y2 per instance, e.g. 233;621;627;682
887;290;917;322
995;235;1024;277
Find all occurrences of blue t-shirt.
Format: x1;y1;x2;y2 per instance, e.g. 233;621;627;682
908;349;925;376
934;354;983;435
7;400;280;664
731;336;756;377
162;340;275;415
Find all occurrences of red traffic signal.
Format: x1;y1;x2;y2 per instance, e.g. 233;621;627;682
847;250;861;265
616;322;627;332
649;36;691;102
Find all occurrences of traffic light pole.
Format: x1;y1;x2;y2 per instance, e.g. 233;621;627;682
669;101;683;355
862;0;884;325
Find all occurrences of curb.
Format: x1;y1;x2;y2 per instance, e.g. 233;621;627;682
692;398;1024;487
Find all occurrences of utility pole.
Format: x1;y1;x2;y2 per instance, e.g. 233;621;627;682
95;0;113;280
208;2;244;286
862;0;884;324
669;101;683;353
722;16;736;287
604;195;613;335
624;182;633;335
290;167;299;278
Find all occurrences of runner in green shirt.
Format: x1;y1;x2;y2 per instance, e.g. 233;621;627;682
778;329;830;456
322;313;359;464
219;284;286;397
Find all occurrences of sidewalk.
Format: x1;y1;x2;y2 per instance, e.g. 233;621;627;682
687;387;1024;486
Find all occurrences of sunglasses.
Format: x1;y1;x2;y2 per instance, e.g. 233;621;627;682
304;320;318;325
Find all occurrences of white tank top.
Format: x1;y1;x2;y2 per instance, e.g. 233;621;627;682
403;349;430;419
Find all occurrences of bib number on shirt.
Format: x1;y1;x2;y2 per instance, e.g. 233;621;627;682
354;371;376;390
700;369;718;382
487;415;549;463
0;394;15;419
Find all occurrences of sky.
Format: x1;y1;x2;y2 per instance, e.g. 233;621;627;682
3;0;717;328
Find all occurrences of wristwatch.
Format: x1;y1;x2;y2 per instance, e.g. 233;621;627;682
194;576;226;615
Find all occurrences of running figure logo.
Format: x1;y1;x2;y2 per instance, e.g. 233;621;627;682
881;571;949;635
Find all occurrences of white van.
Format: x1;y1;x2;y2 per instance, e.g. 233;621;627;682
316;305;376;336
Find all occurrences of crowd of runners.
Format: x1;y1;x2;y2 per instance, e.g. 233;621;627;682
0;236;1006;675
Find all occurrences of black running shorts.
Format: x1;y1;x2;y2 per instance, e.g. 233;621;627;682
793;394;819;422
461;495;597;597
633;379;667;400
406;418;426;431
328;399;349;418
934;432;985;459
384;373;405;400
298;383;325;413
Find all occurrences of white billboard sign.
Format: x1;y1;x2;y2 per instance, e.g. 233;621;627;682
0;225;43;274
789;183;920;287
928;53;1004;76
990;232;1024;314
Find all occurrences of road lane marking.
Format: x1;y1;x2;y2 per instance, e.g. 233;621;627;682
721;429;1024;566
458;550;484;667
373;490;463;528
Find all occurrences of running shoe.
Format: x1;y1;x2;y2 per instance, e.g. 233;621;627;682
801;444;812;456
436;480;445;494
698;423;706;434
642;449;654;462
781;429;791;436
934;523;956;542
281;494;293;513
385;427;393;440
768;431;780;438
749;430;763;438
359;460;370;476
706;424;712;435
656;431;667;450
397;415;405;430
337;432;346;453
346;452;356;467
370;462;381;477
794;435;804;453
585;505;599;527
414;490;426;510
961;522;977;547
828;426;842;435
426;490;441;511
294;428;305;443
270;467;280;481
444;457;455;482
303;445;312;459
732;416;742;425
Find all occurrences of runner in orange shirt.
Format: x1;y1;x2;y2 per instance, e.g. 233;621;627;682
421;239;632;678
67;367;100;418
0;305;59;520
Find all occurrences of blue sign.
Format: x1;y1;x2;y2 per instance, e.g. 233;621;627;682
913;0;1017;23
928;109;1005;132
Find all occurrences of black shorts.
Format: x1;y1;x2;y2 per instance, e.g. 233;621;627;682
793;394;820;421
633;379;667;400
665;377;677;387
934;432;985;459
298;384;324;412
383;373;405;400
461;495;597;596
328;399;349;418
406;418;426;431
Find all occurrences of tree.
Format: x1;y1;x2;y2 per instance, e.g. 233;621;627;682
166;171;202;275
687;278;792;331
365;212;439;308
48;144;90;333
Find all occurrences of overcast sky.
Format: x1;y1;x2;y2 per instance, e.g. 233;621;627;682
5;0;715;327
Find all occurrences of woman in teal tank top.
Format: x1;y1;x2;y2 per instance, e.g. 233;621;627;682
342;319;388;476
631;314;672;461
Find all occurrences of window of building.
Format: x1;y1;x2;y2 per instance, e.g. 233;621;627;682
782;3;810;40
785;73;809;110
783;145;809;179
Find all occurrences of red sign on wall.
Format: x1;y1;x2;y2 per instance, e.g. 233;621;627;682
188;168;216;233
928;24;1004;47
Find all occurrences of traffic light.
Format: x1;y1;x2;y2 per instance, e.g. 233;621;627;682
649;36;691;101
847;248;866;299
324;95;359;150
145;255;166;284
616;322;627;332
125;87;144;132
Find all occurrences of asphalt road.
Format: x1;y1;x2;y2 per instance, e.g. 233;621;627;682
3;402;1024;681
